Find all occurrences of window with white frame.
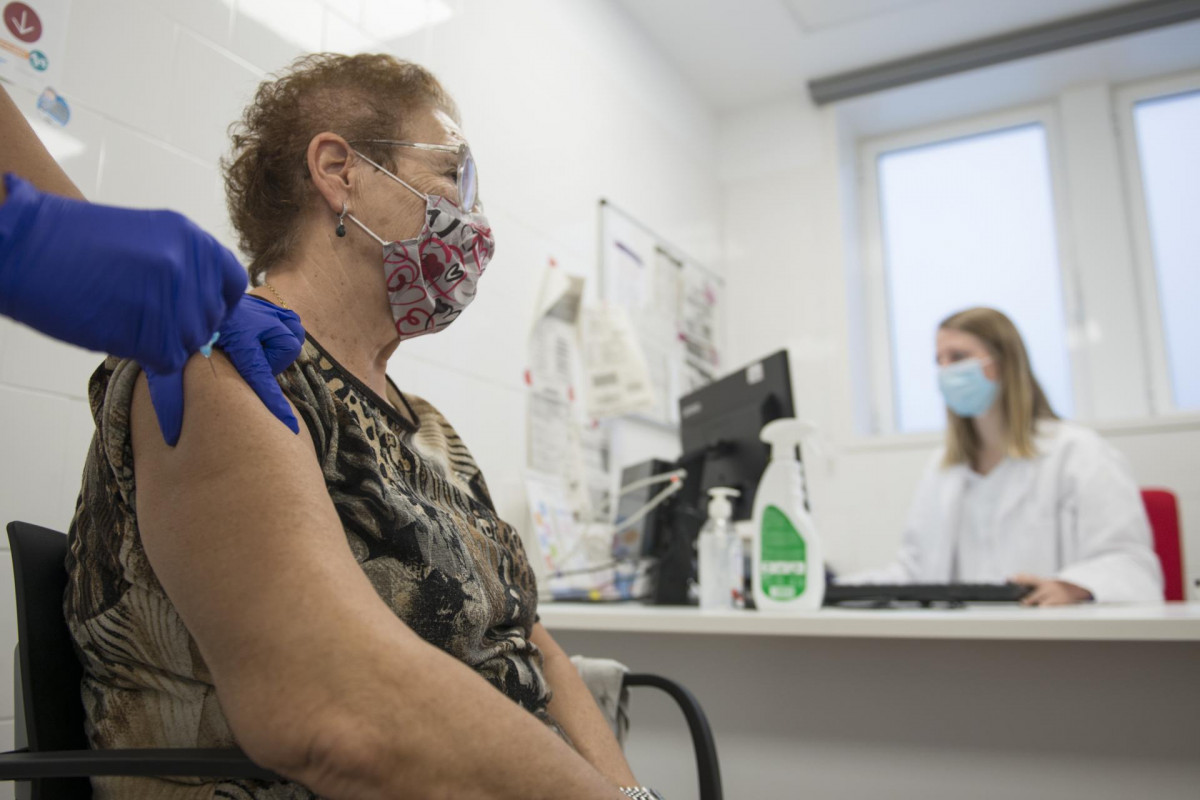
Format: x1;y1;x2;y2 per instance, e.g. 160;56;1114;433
1122;81;1200;412
862;113;1075;435
847;54;1200;439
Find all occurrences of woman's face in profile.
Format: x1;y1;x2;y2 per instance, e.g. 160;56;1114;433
936;327;999;381
351;108;471;242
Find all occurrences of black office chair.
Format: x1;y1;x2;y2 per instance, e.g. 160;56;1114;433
0;521;722;799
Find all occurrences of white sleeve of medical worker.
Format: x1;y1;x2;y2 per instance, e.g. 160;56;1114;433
839;455;941;585
1055;431;1164;604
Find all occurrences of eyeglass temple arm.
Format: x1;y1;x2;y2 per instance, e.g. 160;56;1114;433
351;140;462;154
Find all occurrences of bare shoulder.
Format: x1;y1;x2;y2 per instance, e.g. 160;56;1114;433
130;351;315;480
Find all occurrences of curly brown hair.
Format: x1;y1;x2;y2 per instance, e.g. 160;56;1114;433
222;53;458;283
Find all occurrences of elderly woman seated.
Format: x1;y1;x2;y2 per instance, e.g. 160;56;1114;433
65;54;642;800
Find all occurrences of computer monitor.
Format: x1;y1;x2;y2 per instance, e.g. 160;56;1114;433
678;349;796;522
637;349;796;604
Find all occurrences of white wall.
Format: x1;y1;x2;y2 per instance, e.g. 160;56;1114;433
717;25;1200;589
0;0;721;784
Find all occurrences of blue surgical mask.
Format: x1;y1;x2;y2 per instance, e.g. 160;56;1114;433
938;358;998;418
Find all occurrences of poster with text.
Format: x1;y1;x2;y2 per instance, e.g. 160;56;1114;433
0;0;71;123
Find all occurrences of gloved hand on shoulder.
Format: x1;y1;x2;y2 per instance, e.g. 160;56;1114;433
0;173;305;445
146;295;305;446
0;171;246;373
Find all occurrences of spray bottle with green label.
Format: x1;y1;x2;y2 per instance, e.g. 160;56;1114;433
752;418;825;612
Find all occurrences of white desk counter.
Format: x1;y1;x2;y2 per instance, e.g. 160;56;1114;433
538;601;1200;641
544;602;1200;800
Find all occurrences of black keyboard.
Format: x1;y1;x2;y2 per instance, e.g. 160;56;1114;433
824;582;1033;607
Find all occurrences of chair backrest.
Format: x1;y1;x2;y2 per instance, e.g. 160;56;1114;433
7;521;93;798
1140;489;1184;602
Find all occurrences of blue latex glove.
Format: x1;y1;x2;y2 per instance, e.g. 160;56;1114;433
0;172;246;374
0;173;306;445
147;295;305;446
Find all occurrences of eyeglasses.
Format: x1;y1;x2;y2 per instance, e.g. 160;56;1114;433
350;140;478;212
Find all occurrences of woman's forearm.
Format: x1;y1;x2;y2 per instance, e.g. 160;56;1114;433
265;633;630;800
0;85;83;201
534;624;638;787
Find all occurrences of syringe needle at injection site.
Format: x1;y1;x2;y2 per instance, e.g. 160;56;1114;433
200;332;220;377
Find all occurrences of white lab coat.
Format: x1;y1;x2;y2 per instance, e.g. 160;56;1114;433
846;420;1163;603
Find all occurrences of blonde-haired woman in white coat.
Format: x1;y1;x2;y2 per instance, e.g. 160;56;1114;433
850;307;1163;606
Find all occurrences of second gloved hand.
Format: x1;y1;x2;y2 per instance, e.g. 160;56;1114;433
146;295;305;446
0;173;246;374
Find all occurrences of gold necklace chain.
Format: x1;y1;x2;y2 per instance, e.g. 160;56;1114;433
261;280;290;309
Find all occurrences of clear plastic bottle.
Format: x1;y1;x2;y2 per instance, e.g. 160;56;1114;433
698;487;743;611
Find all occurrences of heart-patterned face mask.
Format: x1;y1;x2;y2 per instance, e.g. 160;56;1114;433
346;149;495;340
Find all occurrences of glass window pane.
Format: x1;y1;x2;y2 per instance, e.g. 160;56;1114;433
1133;90;1200;411
877;123;1074;433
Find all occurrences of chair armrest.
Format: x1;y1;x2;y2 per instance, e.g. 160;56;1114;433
624;673;723;800
0;747;281;781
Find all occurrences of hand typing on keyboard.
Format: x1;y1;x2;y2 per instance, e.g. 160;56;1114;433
1009;574;1093;607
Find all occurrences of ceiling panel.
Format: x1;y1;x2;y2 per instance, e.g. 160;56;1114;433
611;0;1141;110
783;0;938;33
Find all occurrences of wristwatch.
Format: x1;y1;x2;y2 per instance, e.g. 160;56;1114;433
619;788;665;800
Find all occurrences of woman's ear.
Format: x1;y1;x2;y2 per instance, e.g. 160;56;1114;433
983;357;1001;382
306;133;354;214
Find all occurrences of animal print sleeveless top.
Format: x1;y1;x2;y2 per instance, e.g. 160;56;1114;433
65;336;551;799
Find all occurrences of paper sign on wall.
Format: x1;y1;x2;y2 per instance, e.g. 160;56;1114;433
598;200;724;426
581;305;656;420
0;0;71;122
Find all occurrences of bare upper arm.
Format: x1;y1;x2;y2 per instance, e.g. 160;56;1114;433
128;357;631;797
129;353;422;759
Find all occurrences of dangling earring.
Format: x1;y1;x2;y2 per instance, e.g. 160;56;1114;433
335;202;347;237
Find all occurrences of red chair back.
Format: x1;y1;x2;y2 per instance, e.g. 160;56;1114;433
1141;488;1184;602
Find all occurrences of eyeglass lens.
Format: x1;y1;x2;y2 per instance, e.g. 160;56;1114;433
460;149;478;212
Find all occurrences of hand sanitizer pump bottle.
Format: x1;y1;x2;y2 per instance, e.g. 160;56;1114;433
751;419;825;612
698;487;743;611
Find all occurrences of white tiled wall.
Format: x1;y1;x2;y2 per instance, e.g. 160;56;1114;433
0;0;722;784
